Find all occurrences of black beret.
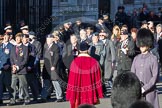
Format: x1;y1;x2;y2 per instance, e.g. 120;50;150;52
136;28;154;48
79;42;90;51
22;34;29;38
93;32;99;37
29;31;35;36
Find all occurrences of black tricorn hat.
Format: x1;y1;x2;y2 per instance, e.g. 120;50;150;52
79;42;90;51
136;28;154;48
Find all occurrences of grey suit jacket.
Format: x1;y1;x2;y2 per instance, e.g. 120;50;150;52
102;39;116;79
10;44;28;74
43;42;59;80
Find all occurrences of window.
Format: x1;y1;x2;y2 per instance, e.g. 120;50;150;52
123;0;134;4
60;0;68;2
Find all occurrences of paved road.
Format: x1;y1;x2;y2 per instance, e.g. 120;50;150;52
0;82;162;108
0;92;162;108
1;74;162;108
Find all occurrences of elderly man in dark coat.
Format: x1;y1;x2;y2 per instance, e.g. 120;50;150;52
62;34;80;70
40;34;63;102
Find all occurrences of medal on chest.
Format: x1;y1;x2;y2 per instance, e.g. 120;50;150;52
19;48;23;56
50;51;53;56
4;49;9;54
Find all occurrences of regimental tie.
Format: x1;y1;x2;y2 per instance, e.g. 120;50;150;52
16;46;19;56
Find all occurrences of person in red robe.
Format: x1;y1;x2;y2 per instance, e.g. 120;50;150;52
66;42;103;108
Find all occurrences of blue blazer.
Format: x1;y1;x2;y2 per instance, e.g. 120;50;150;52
0;42;13;70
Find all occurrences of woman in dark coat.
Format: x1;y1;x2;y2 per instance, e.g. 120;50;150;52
131;28;159;108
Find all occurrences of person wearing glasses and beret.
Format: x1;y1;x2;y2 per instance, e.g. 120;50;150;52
40;34;63;103
99;32;116;92
89;32;104;66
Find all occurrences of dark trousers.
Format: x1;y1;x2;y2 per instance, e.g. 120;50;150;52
41;79;63;99
34;62;42;93
11;74;29;100
0;71;13;100
26;73;39;100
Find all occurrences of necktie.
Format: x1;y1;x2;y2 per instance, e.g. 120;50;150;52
3;44;6;49
16;46;19;55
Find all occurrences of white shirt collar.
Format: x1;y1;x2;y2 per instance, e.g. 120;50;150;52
16;43;22;46
30;40;34;44
3;42;8;46
24;43;29;46
48;43;53;49
102;39;106;44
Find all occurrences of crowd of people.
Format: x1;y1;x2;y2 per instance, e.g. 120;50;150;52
0;5;161;108
114;4;162;29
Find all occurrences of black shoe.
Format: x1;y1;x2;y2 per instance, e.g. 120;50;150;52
0;99;3;104
23;99;30;105
32;99;38;103
38;99;47;103
56;99;64;102
7;99;16;106
17;98;24;102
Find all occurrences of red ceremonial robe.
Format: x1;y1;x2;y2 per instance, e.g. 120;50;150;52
66;56;103;108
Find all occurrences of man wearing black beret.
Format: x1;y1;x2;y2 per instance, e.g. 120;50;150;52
40;34;63;102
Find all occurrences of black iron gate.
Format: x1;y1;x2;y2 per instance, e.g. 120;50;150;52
0;0;52;39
